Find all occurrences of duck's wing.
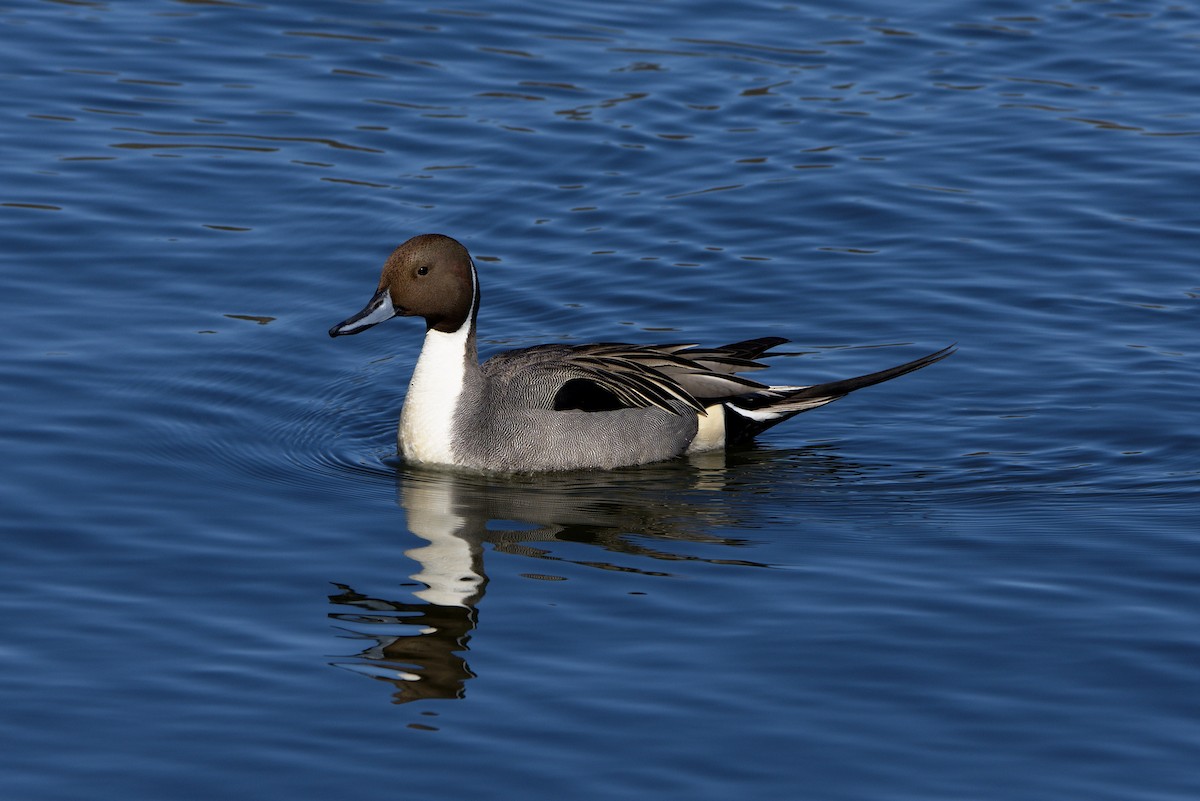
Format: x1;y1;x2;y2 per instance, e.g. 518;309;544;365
481;339;787;416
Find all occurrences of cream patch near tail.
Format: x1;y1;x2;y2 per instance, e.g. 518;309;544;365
686;404;727;453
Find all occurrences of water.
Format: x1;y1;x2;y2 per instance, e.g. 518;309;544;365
2;0;1198;798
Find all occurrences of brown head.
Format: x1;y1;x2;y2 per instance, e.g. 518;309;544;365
329;234;478;337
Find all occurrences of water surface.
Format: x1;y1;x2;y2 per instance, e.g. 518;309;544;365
2;1;1198;799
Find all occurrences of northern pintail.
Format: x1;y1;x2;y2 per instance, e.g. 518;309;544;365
330;234;954;472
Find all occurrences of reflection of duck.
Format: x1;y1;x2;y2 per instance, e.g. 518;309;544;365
327;445;879;704
329;234;953;472
328;582;478;704
327;473;487;704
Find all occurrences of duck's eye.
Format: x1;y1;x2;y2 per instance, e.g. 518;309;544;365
416;265;429;276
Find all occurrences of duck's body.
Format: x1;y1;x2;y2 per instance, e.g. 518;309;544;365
330;234;953;473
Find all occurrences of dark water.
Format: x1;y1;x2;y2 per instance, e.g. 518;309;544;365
2;1;1198;798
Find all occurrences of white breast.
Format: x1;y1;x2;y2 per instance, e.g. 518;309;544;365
399;325;471;465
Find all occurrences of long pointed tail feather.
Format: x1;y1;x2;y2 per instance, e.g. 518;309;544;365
723;344;956;444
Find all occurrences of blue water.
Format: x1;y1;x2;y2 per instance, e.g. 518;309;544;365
2;0;1198;798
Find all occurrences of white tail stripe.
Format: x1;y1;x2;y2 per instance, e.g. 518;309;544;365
726;404;782;422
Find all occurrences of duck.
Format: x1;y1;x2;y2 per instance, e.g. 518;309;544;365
330;234;954;472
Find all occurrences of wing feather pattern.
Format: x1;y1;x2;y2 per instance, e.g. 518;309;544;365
482;339;785;415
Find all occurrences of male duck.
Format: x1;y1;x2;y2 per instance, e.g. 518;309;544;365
330;234;953;472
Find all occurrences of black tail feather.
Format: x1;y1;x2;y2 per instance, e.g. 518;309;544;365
782;344;955;402
723;344;956;444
